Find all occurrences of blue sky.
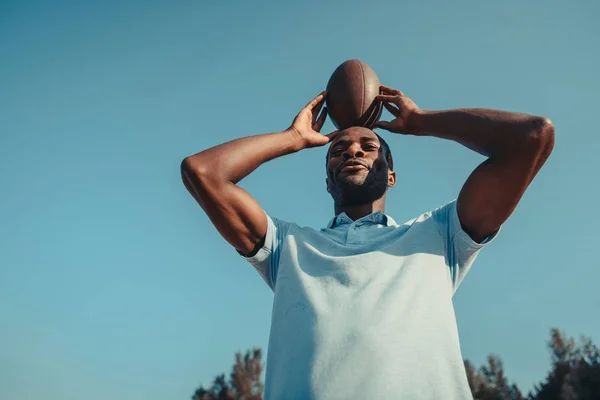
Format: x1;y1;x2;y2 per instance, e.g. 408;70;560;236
1;1;598;399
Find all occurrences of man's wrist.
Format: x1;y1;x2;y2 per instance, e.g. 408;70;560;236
406;109;429;136
284;128;307;152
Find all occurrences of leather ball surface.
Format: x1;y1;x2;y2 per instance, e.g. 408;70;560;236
326;60;382;130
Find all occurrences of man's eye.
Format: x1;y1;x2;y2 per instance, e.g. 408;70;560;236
364;145;378;151
331;150;342;156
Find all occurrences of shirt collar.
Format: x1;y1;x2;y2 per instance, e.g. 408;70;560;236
323;211;397;229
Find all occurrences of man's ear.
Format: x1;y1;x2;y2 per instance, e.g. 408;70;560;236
388;171;396;188
326;177;330;192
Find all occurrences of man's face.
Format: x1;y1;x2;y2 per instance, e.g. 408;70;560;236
326;127;395;206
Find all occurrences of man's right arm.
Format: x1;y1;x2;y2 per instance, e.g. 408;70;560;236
181;130;304;256
180;92;335;257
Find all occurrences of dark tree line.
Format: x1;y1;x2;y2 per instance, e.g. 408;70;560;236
192;328;600;400
193;348;263;400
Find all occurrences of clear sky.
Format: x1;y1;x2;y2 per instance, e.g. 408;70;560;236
1;1;598;399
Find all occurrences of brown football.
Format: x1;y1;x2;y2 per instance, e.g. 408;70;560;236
325;60;382;130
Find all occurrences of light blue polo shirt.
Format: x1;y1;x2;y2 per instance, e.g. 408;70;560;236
242;200;497;400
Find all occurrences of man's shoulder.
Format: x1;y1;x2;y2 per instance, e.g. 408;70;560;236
415;200;458;224
387;201;459;242
394;201;456;224
266;200;458;238
265;213;308;239
266;213;333;233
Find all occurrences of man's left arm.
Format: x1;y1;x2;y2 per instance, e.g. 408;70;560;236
376;87;555;243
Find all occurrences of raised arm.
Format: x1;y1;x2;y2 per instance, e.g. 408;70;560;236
376;86;555;243
181;92;337;256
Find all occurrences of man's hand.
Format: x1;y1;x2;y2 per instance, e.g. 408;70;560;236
375;86;422;135
289;91;338;149
183;92;338;257
373;84;555;243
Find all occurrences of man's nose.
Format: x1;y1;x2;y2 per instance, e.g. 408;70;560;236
343;145;364;159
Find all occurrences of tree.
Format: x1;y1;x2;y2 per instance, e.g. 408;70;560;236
529;328;600;400
465;354;524;400
193;329;600;399
192;348;263;400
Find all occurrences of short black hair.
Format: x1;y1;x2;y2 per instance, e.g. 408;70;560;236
375;134;393;171
326;133;393;171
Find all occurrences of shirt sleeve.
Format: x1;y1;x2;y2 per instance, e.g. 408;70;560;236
238;210;291;291
430;200;500;293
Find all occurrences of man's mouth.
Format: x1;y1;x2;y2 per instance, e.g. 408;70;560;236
341;164;367;171
339;160;368;173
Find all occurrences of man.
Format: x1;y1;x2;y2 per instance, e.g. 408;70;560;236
180;86;554;399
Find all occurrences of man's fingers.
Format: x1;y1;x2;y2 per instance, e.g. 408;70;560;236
325;130;340;141
380;85;398;94
380;85;403;96
374;120;391;131
314;107;328;131
376;95;399;104
306;91;327;110
383;102;401;117
312;97;325;124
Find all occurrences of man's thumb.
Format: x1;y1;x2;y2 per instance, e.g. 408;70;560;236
374;121;391;130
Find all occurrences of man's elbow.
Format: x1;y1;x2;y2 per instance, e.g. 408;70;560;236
181;156;210;178
180;157;213;198
525;117;555;156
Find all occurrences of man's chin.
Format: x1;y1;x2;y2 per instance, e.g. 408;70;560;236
333;179;388;206
337;174;368;187
340;176;365;189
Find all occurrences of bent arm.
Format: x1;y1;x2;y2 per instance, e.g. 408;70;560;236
410;109;555;242
181;129;303;256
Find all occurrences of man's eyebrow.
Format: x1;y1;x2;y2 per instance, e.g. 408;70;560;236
331;136;379;147
361;136;379;143
330;139;349;147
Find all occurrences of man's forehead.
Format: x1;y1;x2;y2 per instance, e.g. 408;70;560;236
331;128;379;145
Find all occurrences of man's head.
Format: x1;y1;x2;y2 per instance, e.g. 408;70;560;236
325;127;396;206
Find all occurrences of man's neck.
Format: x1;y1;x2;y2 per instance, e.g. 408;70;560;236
334;197;386;221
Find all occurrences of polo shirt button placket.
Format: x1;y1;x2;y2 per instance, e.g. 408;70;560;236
348;224;358;244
